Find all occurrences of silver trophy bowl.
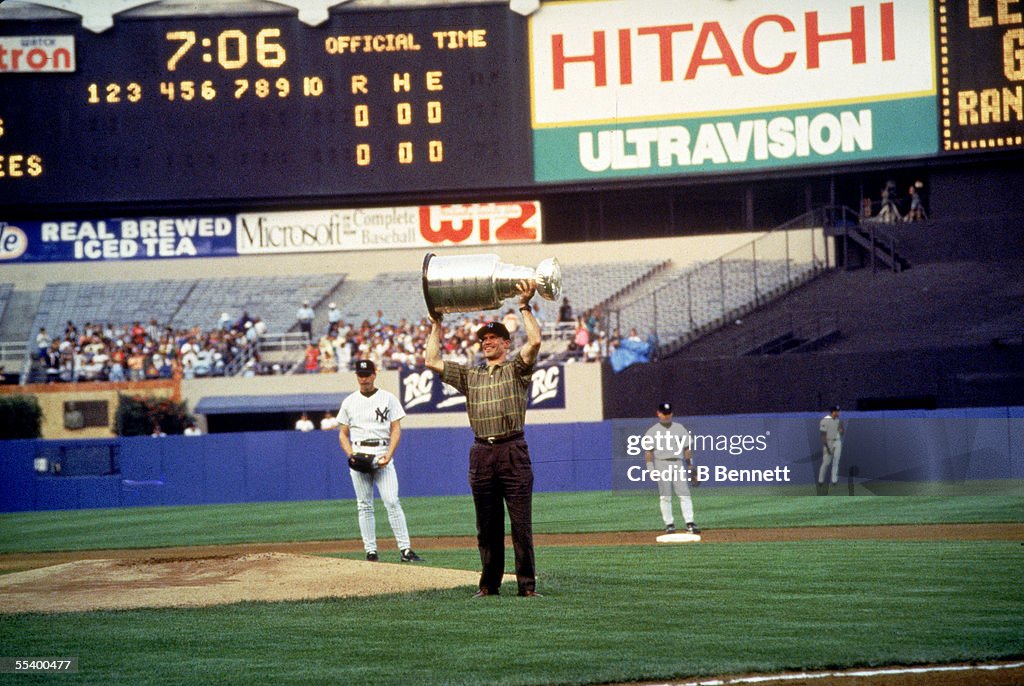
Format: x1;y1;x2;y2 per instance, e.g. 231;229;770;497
422;252;562;318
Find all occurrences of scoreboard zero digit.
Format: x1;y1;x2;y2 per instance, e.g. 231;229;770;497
0;5;532;209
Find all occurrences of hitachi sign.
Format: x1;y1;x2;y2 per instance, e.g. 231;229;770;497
0;36;76;73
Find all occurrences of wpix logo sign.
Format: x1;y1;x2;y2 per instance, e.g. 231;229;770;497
400;365;566;413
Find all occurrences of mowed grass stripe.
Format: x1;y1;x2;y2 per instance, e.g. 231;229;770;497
2;491;1023;554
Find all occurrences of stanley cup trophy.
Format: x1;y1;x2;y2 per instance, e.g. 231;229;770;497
422;253;562;319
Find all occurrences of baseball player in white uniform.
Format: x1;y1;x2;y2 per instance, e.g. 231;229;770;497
818;405;844;489
338;359;423;563
644;402;701;534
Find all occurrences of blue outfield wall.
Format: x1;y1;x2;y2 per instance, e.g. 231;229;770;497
0;422;614;512
1;408;1022;512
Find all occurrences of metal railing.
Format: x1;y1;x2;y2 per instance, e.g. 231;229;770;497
607;214;830;356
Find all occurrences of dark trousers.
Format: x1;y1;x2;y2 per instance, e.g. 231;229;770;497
468;439;535;595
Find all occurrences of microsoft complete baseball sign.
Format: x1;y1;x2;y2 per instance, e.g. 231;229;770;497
529;0;938;182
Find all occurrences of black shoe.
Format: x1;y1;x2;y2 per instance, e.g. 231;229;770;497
400;549;424;563
664;523;676;533
366;551;379;562
686;522;701;534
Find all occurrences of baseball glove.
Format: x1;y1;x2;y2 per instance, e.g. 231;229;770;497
348;452;377;474
687;462;700;487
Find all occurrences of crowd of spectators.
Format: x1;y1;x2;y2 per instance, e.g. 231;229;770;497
30;299;640;383
32;313;265;383
297;300;621;375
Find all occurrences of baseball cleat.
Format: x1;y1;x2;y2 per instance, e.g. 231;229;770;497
366;551;379;562
686;522;701;534
664;523;676;533
400;549;424;563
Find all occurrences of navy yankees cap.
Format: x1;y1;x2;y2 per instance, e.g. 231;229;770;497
658;402;673;414
355;359;376;376
476;321;511;340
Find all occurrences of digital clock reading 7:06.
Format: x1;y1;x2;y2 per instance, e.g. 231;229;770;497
0;6;532;208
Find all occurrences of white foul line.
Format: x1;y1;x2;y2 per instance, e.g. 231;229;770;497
657;661;1024;686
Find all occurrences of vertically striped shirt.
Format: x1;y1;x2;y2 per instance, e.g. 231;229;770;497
442;353;534;439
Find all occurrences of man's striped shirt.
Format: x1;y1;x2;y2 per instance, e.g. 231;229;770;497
441;353;533;439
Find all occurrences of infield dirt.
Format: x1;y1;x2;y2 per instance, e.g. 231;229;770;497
1;523;1021;614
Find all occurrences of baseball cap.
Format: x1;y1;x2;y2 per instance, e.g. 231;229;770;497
657;402;673;414
476;321;511;340
829;405;840;412
355;359;376;376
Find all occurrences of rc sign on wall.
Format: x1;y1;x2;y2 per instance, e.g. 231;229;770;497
400;364;565;414
530;0;938;182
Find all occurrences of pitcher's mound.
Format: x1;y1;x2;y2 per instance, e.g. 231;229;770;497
0;553;487;614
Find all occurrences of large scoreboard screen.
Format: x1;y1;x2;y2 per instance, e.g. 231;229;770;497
0;5;532;208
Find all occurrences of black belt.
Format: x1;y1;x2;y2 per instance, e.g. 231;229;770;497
475;431;524;445
357;439;388;447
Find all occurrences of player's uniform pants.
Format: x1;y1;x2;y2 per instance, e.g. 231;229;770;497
652;457;694;525
818;439;842;485
349;461;411;553
468;437;536;595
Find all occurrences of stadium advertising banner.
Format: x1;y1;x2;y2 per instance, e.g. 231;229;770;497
0;201;540;263
529;0;938;182
236;201;541;255
937;0;1024;152
0;216;237;262
399;364;566;413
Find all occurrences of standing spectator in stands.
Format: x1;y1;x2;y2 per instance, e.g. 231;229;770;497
295;412;315;432
130;321;146;347
558;297;573;323
319;333;338;372
127;347;146;381
371;309;388;330
304;342;320;373
320;411;338;430
35;327;50;361
218;312;232;331
151;422;167;438
297;300;315;341
327;302;343;333
253;316;267;339
108;345;126;382
573;319;590;358
583;335;602;362
905;181;926;222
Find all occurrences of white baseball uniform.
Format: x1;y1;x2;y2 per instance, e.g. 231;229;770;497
644;421;695;527
818;413;844;485
338;388;410;553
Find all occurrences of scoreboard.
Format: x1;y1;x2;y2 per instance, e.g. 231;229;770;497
1;0;1022;214
0;5;532;208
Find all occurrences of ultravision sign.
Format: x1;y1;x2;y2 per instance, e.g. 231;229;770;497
529;0;938;181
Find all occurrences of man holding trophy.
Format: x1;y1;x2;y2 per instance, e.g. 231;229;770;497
423;252;560;598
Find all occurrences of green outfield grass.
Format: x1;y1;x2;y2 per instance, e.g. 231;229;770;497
1;490;1023;554
1;541;1021;686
